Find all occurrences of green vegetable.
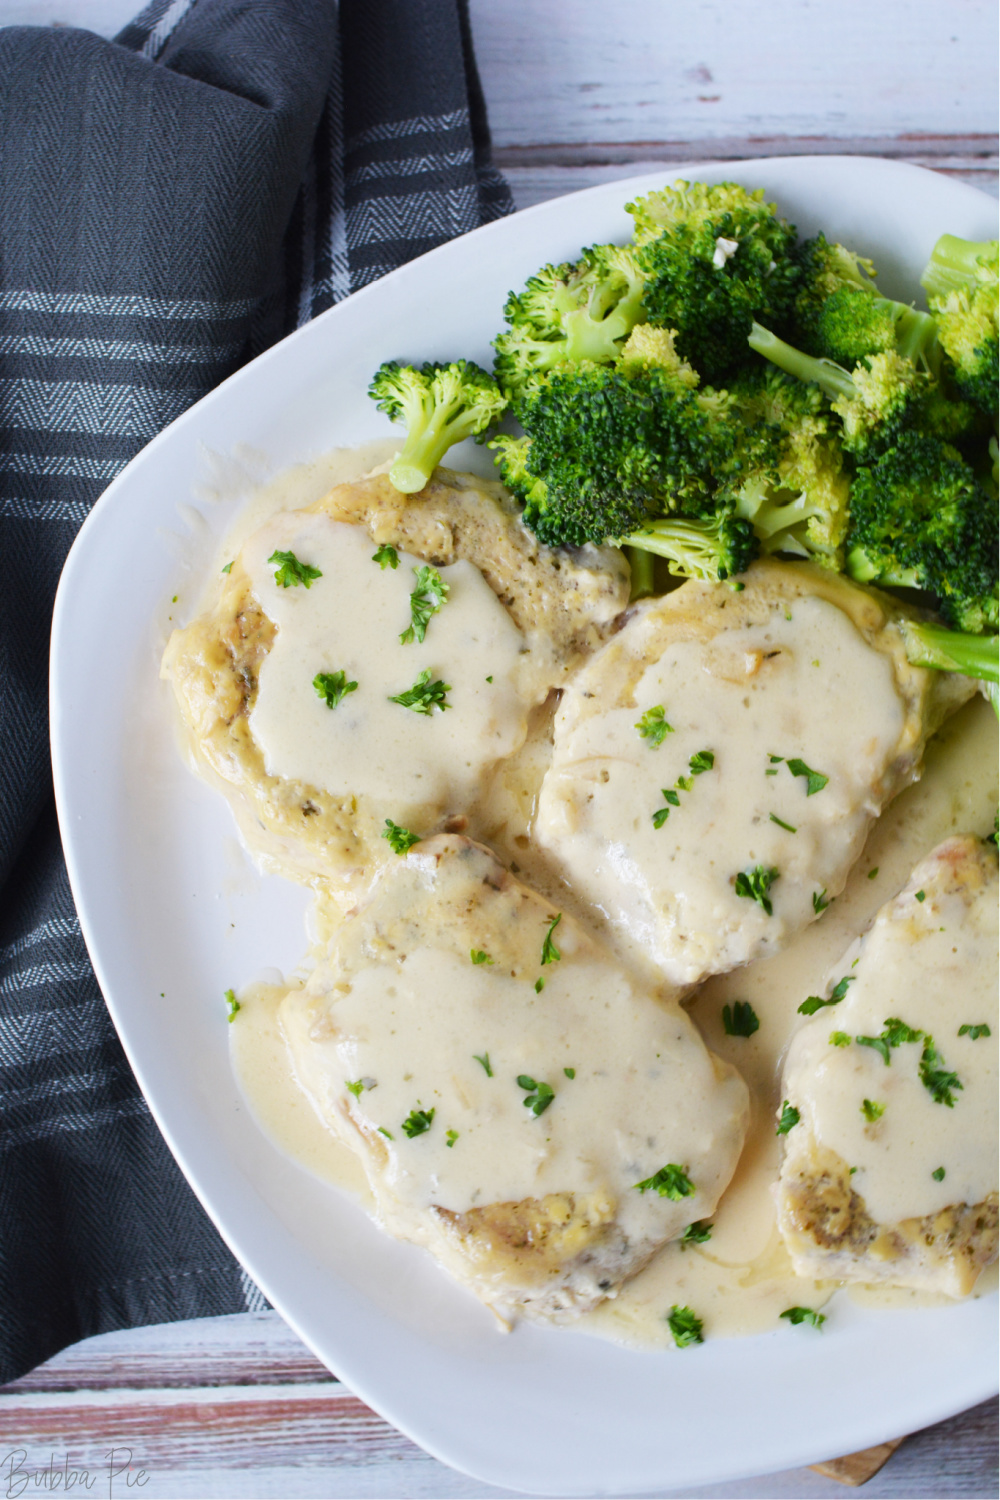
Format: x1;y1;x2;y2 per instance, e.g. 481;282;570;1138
540;913;562;966
470;949;493;966
722;1001;760;1038
769;813;797;833
918;1037;963;1107
829;1031;851;1047
268;549;322;589
388;669;451;715
920;234;998;417
369;359;508;494
900;621;998;714
221;560;233;574
400;564;449;644
798;974;854;1015
372;544;399;569
564;1067;576;1079
635;704;673;746
517;1075;555;1117
679;1220;713;1248
785;757;828;796
224;988;240;1023
401;1107;435;1138
346;1079;364;1099
812;889;830;914
473;1053;493;1077
634;1163;695;1199
689;750;715;774
666;1304;705;1348
734;864;779;915
776;1101;800;1135
445;1130;459;1148
861;1098;885;1122
313;670;358;710
780;1306;825;1330
382;819;420;855
932;1166;946;1182
959;1023;991;1039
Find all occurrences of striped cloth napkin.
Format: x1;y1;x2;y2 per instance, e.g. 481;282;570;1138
0;0;512;1385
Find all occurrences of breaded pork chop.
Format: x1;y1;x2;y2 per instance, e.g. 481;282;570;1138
162;468;629;898
535;559;974;988
280;835;750;1324
777;835;998;1297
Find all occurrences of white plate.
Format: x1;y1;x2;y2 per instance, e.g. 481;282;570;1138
51;158;998;1497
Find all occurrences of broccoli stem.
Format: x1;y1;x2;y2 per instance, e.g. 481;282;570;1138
892;305;941;374
627;545;656;601
900;620;999;685
920;235;998;300
748;323;856;402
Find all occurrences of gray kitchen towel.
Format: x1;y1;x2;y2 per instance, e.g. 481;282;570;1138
0;0;513;1385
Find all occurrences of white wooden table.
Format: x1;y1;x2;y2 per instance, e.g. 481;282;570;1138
1;2;997;1495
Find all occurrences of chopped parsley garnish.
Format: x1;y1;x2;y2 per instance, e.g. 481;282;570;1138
221;560;233;573
473;1052;493;1077
382;818;420;855
388;669;451;715
769;754;784;763
634;1163;695;1200
652;757;713;827
769;813;797;834
914;889;926;902
224;988;240;1023
540;913;562;966
635;705;673;746
856;1016;923;1065
959;1023;991;1039
666;1305;704;1348
856;1033;892;1066
470;949;493;965
918;1037;963;1107
517;1075;555;1117
829;1031;851;1047
722;1000;760;1038
313;669;358;709
378;1127;394;1140
268;549;322;588
932;1166;946;1182
734;864;779;915
485;674;493;683
812;889;830;914
776;1101;800;1135
346;1079;364;1099
689;750;715;775
564;1067;576;1079
785;757;828;796
765;768;778;776
372;543;399;569
534;977;545;993
401;1107;435;1138
780;1306;825;1330
400;564;449;644
798;974;853;1015
445;1130;459;1148
868;867;879;880
679;1220;713;1248
861;1098;885;1122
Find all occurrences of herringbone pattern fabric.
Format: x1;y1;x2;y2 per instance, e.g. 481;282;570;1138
0;0;513;1385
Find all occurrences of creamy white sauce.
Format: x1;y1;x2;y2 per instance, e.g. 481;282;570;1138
536;596;907;986
244;513;532;819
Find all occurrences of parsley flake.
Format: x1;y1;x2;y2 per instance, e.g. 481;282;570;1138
517;1075;555;1117
378;1127;394;1140
224;988;240;1023
798;974;853;1015
918;1037;963;1107
679;1220;713;1248
689;750;715;775
776;1101;800;1135
313;669;358;709
812;889;830;914
634;1163;695;1200
734;864;779;915
829;1031;851;1047
401;1107;435;1138
564;1067;576;1079
445;1129;459;1148
769;813;797;833
856;1034;892;1066
534;977;545;994
635;705;673;746
666;1305;704;1348
372;544;399;569
382;818;420;855
389;669;451;715
346;1079;364;1099
914;889;926;902
540;913;562;966
470;949;493;965
861;1098;885;1122
268;549;322;589
785;757;828;796
780;1306;825;1330
868;867;879;880
473;1053;493;1077
959;1023;991;1040
722;1000;760;1038
400;564;449;644
221;560;233;574
932;1166;946;1181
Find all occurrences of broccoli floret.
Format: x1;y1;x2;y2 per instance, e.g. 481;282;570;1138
921;235;999;417
369;359;508;494
845;431;999;633
493;244;646;399
900;619;998;683
618;512;759;583
626;180;800;382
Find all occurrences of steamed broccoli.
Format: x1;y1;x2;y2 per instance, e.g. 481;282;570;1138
369;359;508;494
921;234;999;417
626;181;800;381
618;512;758;583
493;243;646;399
900;618;999;687
845;431;999;633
